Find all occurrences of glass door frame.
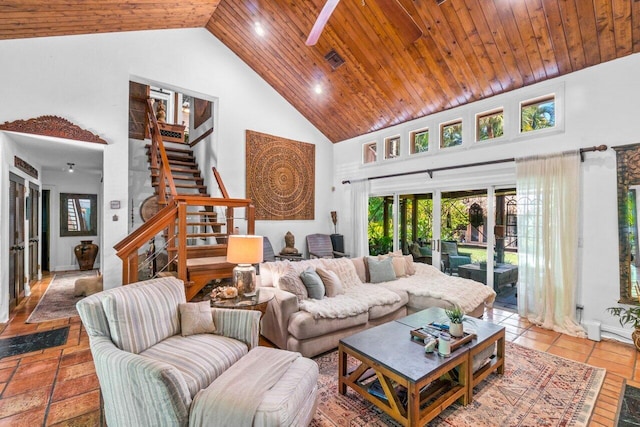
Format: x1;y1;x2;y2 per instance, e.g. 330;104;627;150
369;186;501;289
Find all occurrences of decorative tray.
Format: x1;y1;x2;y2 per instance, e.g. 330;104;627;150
410;323;476;352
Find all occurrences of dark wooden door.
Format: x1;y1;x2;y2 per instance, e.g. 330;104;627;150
41;189;50;272
9;173;25;311
28;182;40;287
129;81;149;140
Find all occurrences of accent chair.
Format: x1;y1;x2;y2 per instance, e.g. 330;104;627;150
306;233;348;258
441;240;472;275
77;276;319;426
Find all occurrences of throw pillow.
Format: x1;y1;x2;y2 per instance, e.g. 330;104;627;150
322;258;363;288
316;267;345;297
350;257;369;283
179;301;216;337
410;243;422;259
390;256;407;277
278;270;309;302
378;253;406;277
300;268;325;300
366;256;396;283
403;255;416;275
388;249;403;257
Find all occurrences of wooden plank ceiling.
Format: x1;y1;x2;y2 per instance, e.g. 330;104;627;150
0;0;221;39
1;0;639;143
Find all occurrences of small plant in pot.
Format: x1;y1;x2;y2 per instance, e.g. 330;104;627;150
608;283;640;351
445;305;465;337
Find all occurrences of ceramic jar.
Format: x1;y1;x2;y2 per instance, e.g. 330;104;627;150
74;240;99;271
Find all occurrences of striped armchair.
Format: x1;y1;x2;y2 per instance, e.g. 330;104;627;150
76;277;260;427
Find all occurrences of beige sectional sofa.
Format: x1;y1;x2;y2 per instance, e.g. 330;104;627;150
258;256;496;358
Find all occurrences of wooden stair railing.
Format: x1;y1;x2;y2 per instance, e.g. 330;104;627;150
115;196;255;295
146;98;177;204
116;100;256;298
114;200;179;284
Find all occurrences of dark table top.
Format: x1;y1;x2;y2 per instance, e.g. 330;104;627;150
339;319;468;383
457;263;518;273
396;307;505;346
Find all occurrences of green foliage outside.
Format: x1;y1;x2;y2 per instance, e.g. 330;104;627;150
413;130;429;153
440;199;471;241
368;197;393;255
441;122;463;148
478;112;504;141
521;99;555;132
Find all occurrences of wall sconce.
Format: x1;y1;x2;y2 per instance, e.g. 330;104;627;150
226;235;263;297
67;162;74;173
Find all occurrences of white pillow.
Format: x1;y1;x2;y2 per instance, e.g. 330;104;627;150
179;301;216;337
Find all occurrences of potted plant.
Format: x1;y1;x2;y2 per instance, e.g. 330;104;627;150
445;305;465;337
608;282;640;351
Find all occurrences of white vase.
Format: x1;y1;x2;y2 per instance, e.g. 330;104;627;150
449;322;464;337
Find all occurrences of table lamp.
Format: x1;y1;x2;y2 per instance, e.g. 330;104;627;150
226;235;263;297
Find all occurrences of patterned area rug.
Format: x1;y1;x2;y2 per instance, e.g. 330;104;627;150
26;270;98;323
311;341;605;427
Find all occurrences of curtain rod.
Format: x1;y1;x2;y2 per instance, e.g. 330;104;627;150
341;144;608;184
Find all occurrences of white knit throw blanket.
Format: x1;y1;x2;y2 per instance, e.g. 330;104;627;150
189;347;299;427
380;263;496;314
298;283;400;319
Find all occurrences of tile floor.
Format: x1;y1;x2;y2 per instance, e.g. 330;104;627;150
0;273;637;426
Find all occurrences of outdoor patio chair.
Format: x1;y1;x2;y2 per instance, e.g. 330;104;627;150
441;241;472;275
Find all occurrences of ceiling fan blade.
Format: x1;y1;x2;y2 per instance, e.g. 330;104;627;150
377;0;423;45
306;0;341;46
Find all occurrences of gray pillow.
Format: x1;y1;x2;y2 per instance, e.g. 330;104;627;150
366;256;396;283
300;268;325;299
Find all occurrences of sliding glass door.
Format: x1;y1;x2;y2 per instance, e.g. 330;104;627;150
369;192;441;268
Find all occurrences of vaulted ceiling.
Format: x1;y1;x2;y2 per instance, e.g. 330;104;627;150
2;0;639;143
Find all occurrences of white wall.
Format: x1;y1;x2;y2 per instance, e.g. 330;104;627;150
0;134;42;320
42;169;102;271
333;53;640;341
0;28;333;292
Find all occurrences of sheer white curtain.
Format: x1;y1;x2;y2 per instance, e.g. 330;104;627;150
516;152;585;337
350;179;370;257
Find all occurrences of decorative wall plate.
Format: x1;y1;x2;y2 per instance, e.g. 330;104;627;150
140;195;160;222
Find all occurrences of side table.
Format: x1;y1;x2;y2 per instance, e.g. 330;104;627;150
211;292;274;318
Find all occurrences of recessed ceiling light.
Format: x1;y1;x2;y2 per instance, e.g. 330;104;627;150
254;22;265;37
314;84;323;94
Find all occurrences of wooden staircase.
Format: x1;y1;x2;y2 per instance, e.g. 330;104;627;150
115;99;255;300
147;144;209;196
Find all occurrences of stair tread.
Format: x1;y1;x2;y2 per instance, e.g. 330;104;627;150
152;183;207;189
145;144;192;154
152;175;203;182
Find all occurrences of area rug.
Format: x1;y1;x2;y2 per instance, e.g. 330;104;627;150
26;270;98;323
0;327;69;359
617;382;640;426
310;341;605;427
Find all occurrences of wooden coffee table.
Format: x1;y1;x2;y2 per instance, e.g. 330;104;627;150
396;307;505;402
338;320;469;426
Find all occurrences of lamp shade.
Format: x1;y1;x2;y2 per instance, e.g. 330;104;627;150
226;235;263;264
